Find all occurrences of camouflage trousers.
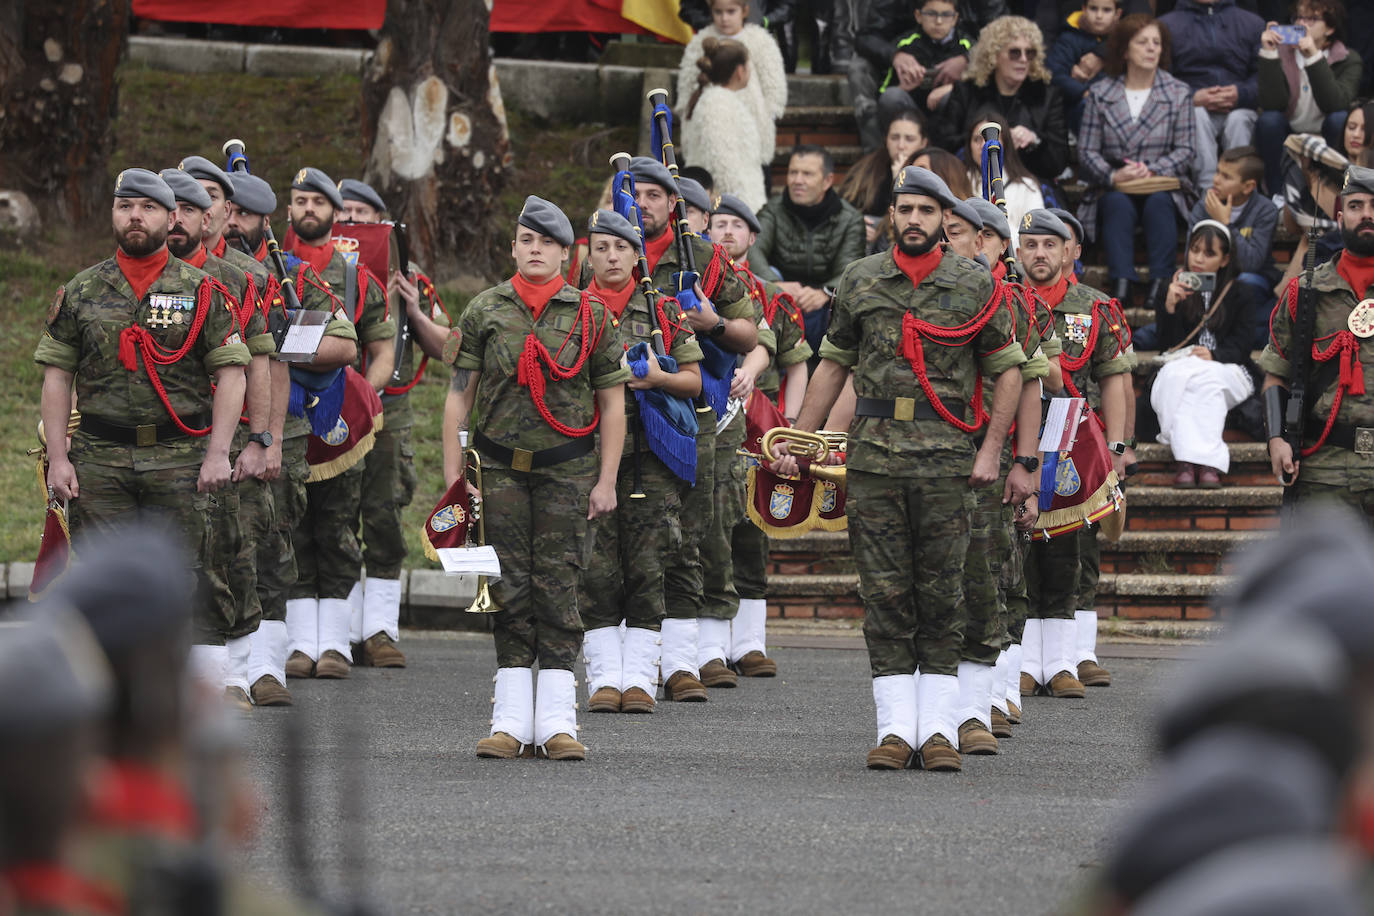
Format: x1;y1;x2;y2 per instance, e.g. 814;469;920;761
960;481;1005;665
1295;478;1374;518
259;436;308;623
663;420;716;621
209;474;272;639
1000;513;1029;644
290;465;363;602
583;452;683;631
732;516;769;601
1076;523;1101;611
848;470;973;677
484;464;594;671
702;443;747;620
358;423;416;579
1025;523;1080;620
70;461;232;644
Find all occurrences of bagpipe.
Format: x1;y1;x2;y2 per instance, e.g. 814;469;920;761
738;391;849;537
27;410;81;600
976;121;1022;283
222;139;303;344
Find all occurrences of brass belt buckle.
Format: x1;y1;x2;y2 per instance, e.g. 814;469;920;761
136;425;157;447
510;447;534;472
893;397;916;422
1356;428;1374;457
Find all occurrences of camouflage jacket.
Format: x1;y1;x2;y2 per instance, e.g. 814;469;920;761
453;279;630;475
818;248;1027;477
380;265;451;432
313;248;395;359
1050;279;1133;409
738;258;813;397
612;286;704;455
35;253;251;471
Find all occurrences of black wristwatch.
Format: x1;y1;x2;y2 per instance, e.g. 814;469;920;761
248;431;274;448
709;316;727;339
1013;455;1039;473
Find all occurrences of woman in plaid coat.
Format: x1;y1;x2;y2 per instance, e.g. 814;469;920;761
1076;14;1196;303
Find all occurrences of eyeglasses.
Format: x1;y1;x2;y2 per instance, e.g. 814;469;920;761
919;9;957;20
1006;46;1039;61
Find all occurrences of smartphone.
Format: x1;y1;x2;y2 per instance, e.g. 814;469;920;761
1178;271;1217;294
1273;24;1307;45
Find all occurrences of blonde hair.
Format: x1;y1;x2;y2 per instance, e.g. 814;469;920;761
965;16;1051;88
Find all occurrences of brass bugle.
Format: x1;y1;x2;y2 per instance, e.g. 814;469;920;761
464;447;496;614
760;428;846;488
36;409;82;449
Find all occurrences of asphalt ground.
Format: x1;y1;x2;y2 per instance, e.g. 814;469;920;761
234;633;1181;915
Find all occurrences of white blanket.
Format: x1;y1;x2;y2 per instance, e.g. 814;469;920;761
1151;355;1253;472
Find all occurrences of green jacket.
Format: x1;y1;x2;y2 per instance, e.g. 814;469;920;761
1257;44;1363;122
751;190;867;291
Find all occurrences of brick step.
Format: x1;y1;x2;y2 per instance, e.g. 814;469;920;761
1125;486;1280;534
1096;572;1229;620
765;572;862;620
784;73;851;108
1099;528;1269;576
778;104;855;129
1128;442;1273;487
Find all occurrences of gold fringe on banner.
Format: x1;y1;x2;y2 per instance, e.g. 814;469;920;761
745;466;816;539
306;428;377;483
1031;471;1125;542
809;480;848;532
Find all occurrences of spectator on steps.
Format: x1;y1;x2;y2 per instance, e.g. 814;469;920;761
838;107;928;249
1341;98;1374;162
1150;221;1258;489
962;108;1045;250
1186;146;1279;325
750;144;866;355
1255;0;1363;199
909;147;975;199
1274;140;1348;294
937;16;1069;185
1077;13;1196;305
1047;0;1123;131
683;38;769;211
850;0;924;152
873;0;974;128
1158;0;1266;191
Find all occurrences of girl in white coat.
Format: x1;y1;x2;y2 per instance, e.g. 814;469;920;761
684;38;768;211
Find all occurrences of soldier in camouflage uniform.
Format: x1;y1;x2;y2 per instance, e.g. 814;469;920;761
710;192;813;677
35;168;251;692
283;167;394;682
159;167;277;711
1264;165;1374;519
446;197;629;761
580;209;704;715
776;167;1027;772
1018;210;1133;700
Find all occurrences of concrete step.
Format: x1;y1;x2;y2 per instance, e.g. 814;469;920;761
1126;485;1281;509
1128;442;1274;487
1130;350;1267;374
1096;572;1229;619
765;572;863;620
778;104;855;128
785;73;851;108
1099;528;1269;577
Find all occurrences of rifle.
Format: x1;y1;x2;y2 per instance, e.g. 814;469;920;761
976;120;1022;282
221;139;303;349
1280;218;1322;521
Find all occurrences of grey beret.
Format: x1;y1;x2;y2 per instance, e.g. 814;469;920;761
1341;164;1374;197
1048;206;1085;242
891;166;959;208
338;178;387;214
158;168;212;210
230;174;277;216
677;176;711;212
948;198;984;230
114;168;176;211
291;166;344;211
177;155;236;195
965;198;1011;239
587;208;642;250
1018;208;1072;241
517;195;574;247
0;610;110;740
710;192;762;234
628;156;676;192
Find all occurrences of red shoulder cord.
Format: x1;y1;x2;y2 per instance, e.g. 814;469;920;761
652;295;694;349
898;277;1018;432
384;272;449;396
701;243;728;297
117;276;229;437
1057;296;1128;399
516;289;607;437
296;263;343;312
1277;279;1366;456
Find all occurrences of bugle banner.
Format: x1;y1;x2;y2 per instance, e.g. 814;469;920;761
1032;397;1124;541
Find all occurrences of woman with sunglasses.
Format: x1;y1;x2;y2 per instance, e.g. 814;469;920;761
936;15;1068;185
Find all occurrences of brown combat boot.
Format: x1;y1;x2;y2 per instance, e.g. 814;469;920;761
285;651;315;679
359;632;406;668
734;651;777;677
990;708;1013;738
250;675;293;707
620;687;655;714
1078;659;1112;687
224;686;252;711
588;686;622;713
1006;699;1022;724
663;671;709;702
958;719;1000;755
865;735;914;770
699;658;738;688
1019;672;1039;696
314;649;351;679
540;734;586;761
1046;670;1086;699
918;735;962;772
476;732;531;759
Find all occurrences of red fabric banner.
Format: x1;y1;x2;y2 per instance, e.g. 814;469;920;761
490;0;647;34
132;0;385;30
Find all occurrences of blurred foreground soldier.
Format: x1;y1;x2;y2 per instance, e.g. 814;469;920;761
444;197;629;760
34;168;251;692
0;613;114;916
773;167;1026;772
1263;165;1374;517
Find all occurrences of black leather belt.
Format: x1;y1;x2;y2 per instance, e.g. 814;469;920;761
473;429;595;471
854;396;964;421
79;413;209;446
1307;419;1374;456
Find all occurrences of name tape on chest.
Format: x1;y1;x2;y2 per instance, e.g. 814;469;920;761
146;294;195;329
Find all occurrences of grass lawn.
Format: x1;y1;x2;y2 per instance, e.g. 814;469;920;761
0;64;635;565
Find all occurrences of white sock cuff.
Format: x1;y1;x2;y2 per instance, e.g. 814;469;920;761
362;577;403;642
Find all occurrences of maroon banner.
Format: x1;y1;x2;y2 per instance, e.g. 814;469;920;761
421;476;474;563
133;0;384;29
490;0;647;34
305;367;383;482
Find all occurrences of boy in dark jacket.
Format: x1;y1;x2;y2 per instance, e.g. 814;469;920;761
1047;0;1122;130
875;0;975;115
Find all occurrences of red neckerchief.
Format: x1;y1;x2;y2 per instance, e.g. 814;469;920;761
2;863;124;916
644;225;675;274
892;246;944;289
1337;251;1374;299
1067;271;1079;285
291;236;335;274
588;278;635;319
1032;274;1070;309
116;247;170;302
210;236;227;258
253;238;269;263
183;244;208;269
992;259;1007;281
85;760;196;841
510;271;565;321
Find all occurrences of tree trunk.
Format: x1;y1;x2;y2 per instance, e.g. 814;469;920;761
361;0;511;284
0;0;128;224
